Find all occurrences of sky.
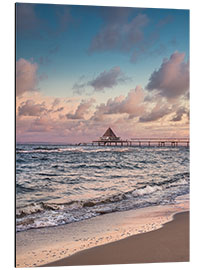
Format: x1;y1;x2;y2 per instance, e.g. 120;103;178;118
16;3;189;143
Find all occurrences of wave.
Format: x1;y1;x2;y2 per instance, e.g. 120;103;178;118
17;172;189;211
16;173;189;231
16;200;82;218
16;183;36;194
33;147;59;151
38;172;59;177
132;185;163;197
16;146;133;154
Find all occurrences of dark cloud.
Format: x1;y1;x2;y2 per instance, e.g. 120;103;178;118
146;52;189;99
89;12;149;54
16;3;72;38
66;98;95;120
171;107;188;122
88;8;174;62
16;3;39;36
89;66;129;92
18;100;47;116
54;107;64;113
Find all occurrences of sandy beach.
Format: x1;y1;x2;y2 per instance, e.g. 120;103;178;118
44;211;189;267
16;195;189;267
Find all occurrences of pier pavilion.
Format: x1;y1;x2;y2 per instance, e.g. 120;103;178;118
92;127;131;146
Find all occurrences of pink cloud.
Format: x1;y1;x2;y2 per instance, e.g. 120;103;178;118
139;101;171;122
27;116;52;132
146;51;189;99
92;86;146;120
66;98;96;119
16;58;38;96
18;99;47;116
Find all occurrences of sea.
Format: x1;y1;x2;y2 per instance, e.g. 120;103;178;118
16;144;189;232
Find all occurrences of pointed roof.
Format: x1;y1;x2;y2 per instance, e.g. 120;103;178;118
102;127;117;138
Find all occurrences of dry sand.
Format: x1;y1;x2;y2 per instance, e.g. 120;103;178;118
44;211;189;267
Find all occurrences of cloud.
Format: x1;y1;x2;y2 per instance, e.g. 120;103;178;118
55;6;72;34
72;75;89;95
72;67;129;94
146;51;189;99
92;86;145;121
89;66;129;91
72;82;87;95
171;107;188;122
99;6;132;24
139;100;172;123
156;15;173;28
16;3;39;35
66;98;95;119
16;3;72;38
18;100;47;116
89;12;148;54
27;116;52;133
54;107;64;113
88;7;180;63
52;98;60;108
16;58;38;97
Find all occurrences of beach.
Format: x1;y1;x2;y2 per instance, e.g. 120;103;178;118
16;145;189;267
44;211;189;267
16;195;189;267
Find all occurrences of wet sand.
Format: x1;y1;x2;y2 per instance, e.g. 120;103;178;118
44;211;189;267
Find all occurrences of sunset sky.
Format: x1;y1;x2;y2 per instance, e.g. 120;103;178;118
16;3;189;143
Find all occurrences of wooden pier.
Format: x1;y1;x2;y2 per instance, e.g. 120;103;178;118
130;138;189;147
92;138;189;147
91;128;189;147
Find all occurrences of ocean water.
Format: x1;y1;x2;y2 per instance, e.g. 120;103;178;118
16;144;189;232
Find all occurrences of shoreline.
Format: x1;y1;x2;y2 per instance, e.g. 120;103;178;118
44;211;189;267
16;195;189;267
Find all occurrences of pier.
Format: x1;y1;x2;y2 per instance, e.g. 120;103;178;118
91;128;189;147
92;138;189;147
129;138;189;147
